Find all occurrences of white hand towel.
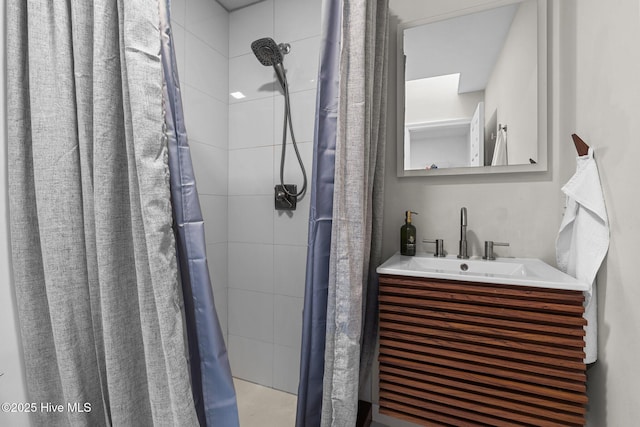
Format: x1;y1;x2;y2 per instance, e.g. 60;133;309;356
491;127;508;166
556;147;609;363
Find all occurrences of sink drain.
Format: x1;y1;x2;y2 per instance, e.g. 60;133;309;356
460;263;469;271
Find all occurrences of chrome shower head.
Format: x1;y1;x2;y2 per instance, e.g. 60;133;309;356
251;37;290;66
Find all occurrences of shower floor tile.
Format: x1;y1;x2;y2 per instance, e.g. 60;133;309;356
234;378;297;426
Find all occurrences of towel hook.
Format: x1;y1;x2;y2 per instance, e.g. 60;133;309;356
571;133;590;156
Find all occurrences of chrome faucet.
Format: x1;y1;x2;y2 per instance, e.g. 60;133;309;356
457;207;469;259
483;240;510;260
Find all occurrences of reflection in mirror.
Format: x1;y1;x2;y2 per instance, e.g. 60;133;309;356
396;0;547;177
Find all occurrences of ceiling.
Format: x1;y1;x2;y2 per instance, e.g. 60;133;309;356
216;0;264;12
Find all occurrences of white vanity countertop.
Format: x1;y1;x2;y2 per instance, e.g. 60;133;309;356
377;252;589;292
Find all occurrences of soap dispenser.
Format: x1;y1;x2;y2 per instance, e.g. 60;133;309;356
400;211;418;256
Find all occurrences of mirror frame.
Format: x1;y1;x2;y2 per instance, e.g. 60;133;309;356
396;0;548;178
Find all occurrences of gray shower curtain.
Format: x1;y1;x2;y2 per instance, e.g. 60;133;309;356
6;1;203;425
322;1;389;425
297;0;389;426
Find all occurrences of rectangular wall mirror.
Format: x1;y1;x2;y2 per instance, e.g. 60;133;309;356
394;0;548;177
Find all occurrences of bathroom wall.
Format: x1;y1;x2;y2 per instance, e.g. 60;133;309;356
226;0;321;393
0;6;30;426
565;0;640;425
171;0;231;341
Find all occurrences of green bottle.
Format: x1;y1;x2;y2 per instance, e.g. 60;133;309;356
400;211;417;256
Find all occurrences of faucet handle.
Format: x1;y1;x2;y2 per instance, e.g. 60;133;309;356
483;241;510;261
423;239;446;257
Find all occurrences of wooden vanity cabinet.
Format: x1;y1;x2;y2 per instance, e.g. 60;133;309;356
378;274;587;427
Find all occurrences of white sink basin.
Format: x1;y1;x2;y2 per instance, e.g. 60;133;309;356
377;252;588;291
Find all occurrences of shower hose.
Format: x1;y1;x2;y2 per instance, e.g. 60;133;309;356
274;62;307;198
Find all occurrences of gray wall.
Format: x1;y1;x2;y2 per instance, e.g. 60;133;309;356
567;0;640;425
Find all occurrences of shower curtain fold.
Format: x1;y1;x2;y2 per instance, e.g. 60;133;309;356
322;1;389;425
297;0;389;426
358;0;390;397
159;2;239;426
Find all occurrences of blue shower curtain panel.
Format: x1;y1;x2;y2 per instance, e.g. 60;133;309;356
296;1;342;426
159;2;239;426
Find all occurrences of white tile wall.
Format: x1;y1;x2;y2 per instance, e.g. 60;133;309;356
273;141;313;188
182;85;228;149
274;90;317;143
274;244;307;298
274;197;310;246
200;195;228;243
208;242;229;338
273;344;302;394
274;0;322;42
274;295;303;349
229;0;275;58
229;54;277;103
280;37;321;93
228;242;274;293
226;0;321;394
185;33;229;102
229;97;274;149
229;335;274;387
171;0;186;26
189;141;228;196
228;146;274;195
213;287;228;338
228;195;274;243
172;23;187;82
186;0;229;57
228;288;274;342
207;243;228;296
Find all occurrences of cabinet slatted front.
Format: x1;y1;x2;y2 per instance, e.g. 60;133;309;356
378;274;587;427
